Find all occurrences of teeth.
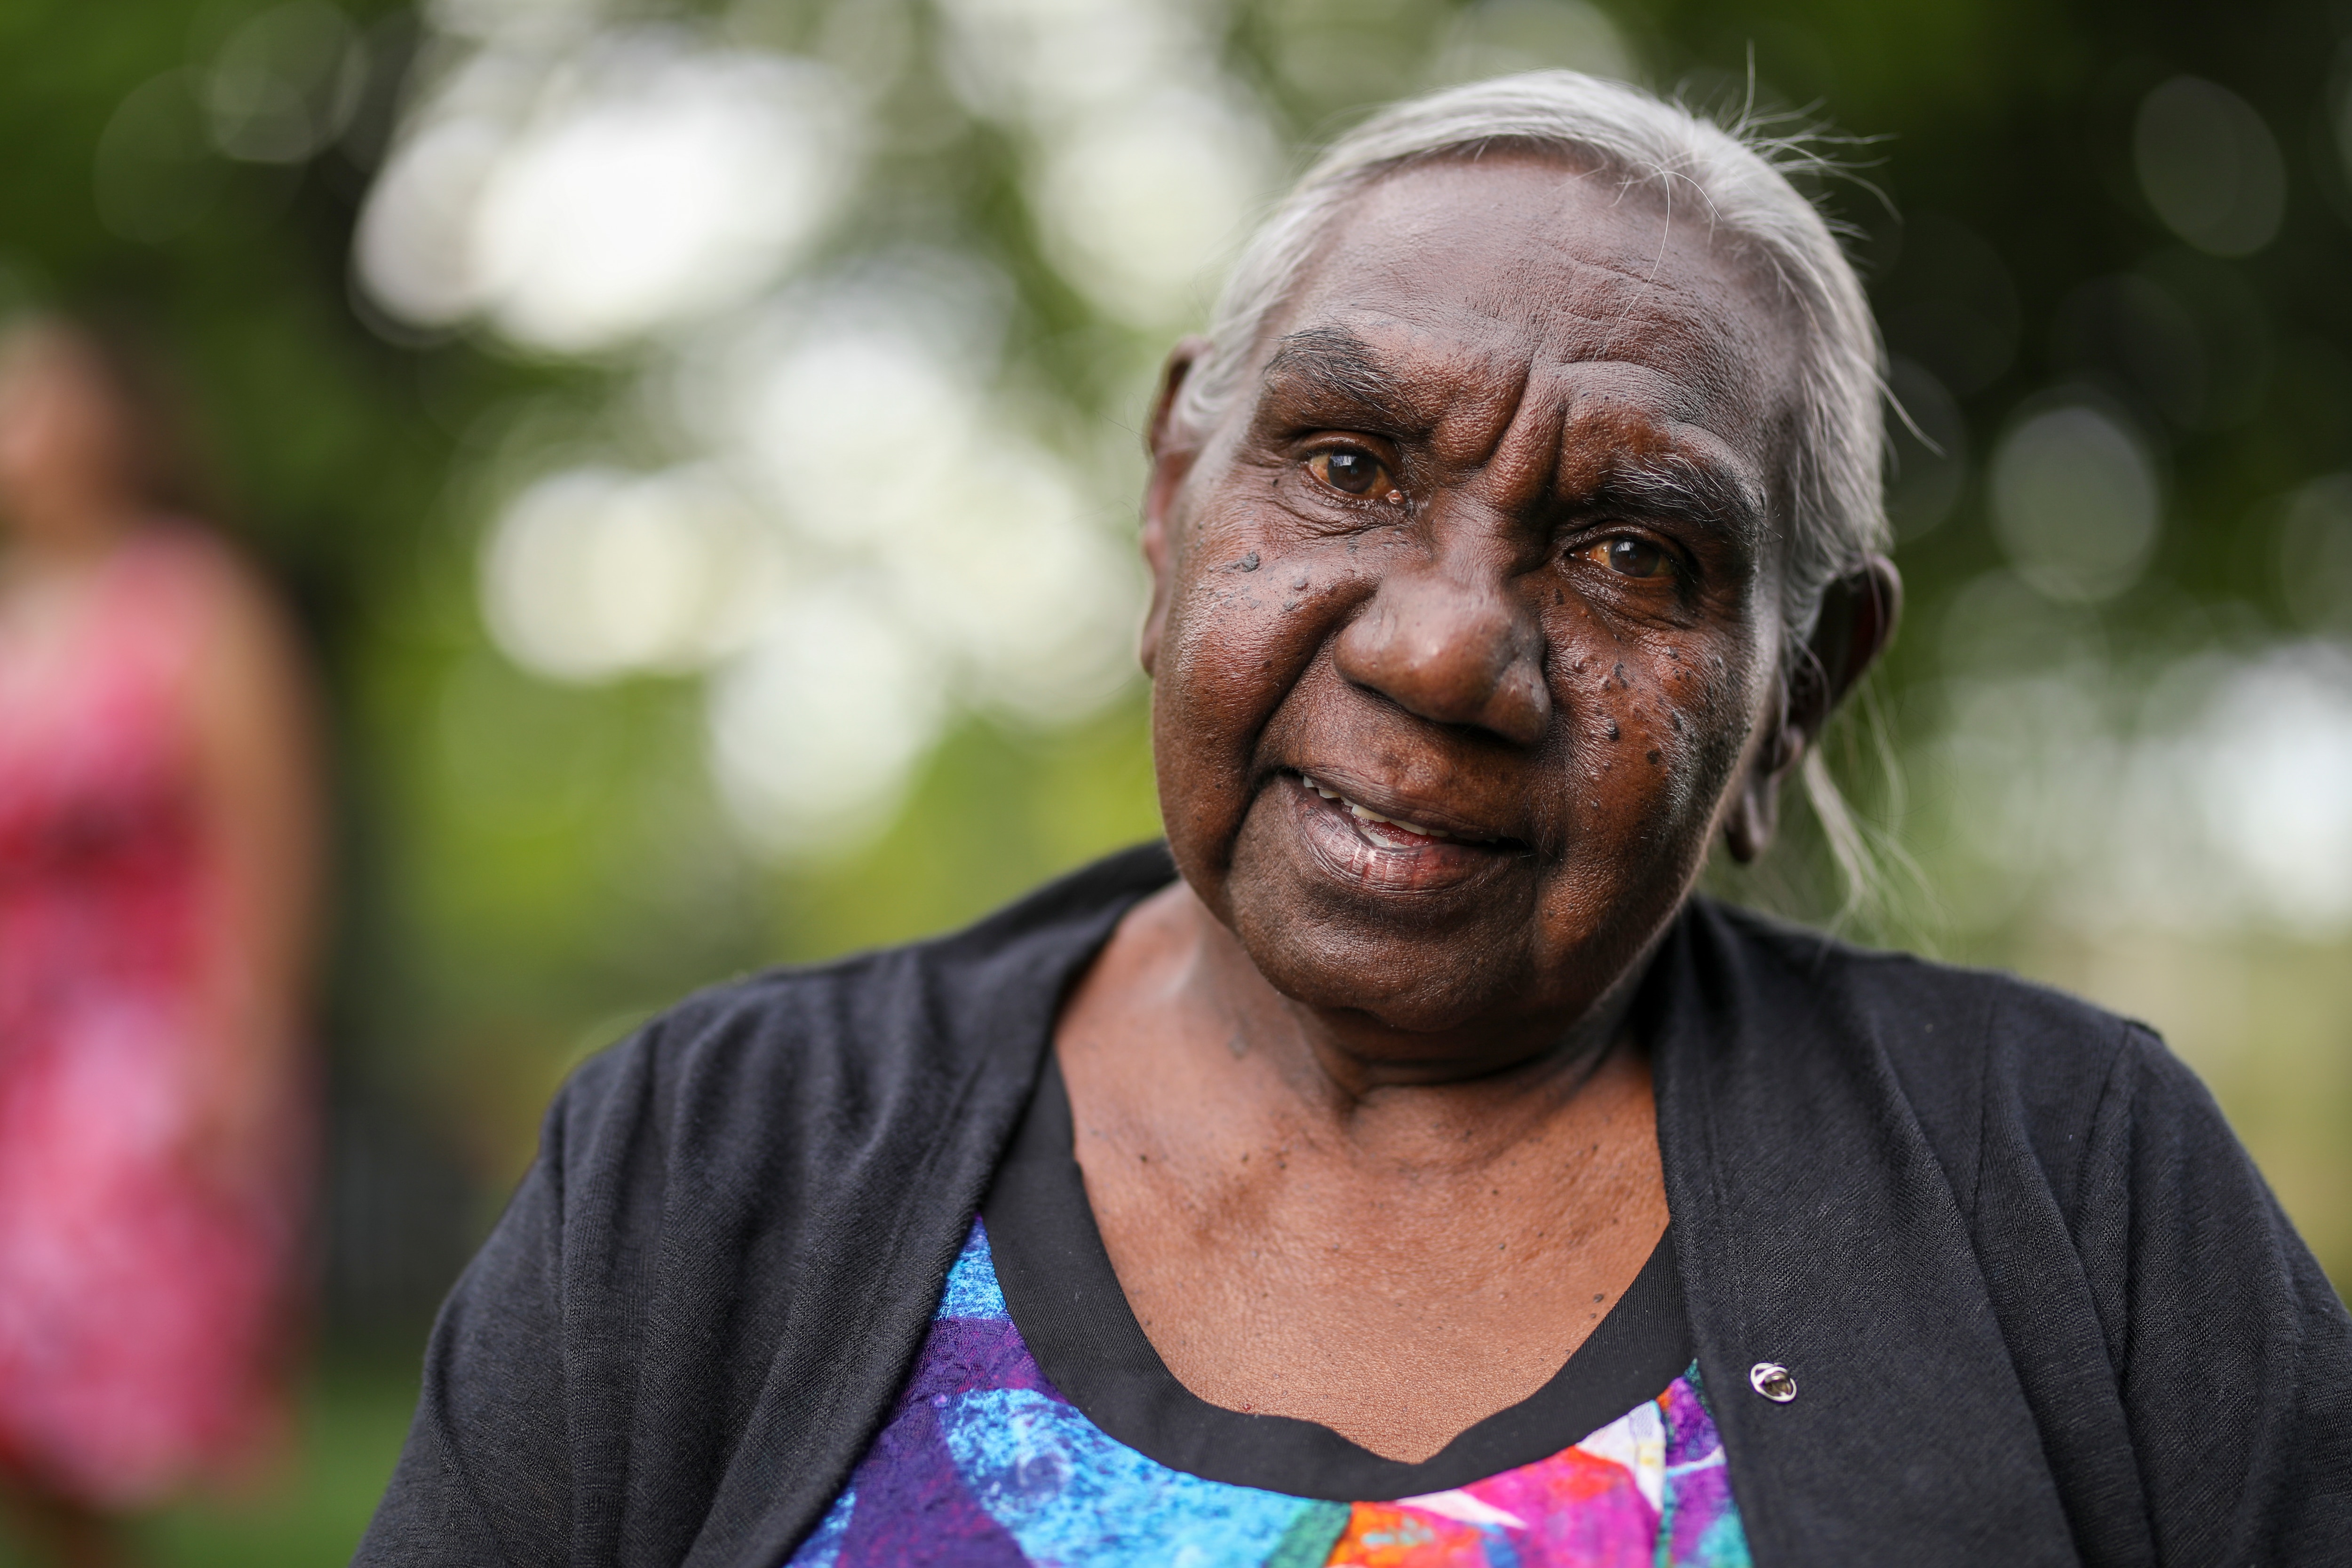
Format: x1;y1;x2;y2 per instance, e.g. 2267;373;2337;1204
1299;774;1452;841
1347;801;1451;839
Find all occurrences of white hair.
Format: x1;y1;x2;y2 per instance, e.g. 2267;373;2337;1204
1173;70;1889;649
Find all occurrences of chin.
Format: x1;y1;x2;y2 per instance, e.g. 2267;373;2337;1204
1243;937;1545;1038
1220;861;1557;1040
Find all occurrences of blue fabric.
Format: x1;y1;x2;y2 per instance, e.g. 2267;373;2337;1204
789;1222;1749;1568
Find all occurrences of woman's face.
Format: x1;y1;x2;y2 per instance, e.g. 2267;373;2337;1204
0;328;135;546
1143;154;1807;1046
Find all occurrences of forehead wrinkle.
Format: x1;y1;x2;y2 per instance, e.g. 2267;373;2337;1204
1301;153;1801;399
1431;358;1561;507
1263;213;1767;433
1533;287;1755;419
1423;342;1536;472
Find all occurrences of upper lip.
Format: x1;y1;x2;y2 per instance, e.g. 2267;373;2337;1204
1291;767;1523;847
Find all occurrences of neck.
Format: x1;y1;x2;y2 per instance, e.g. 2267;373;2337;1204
1162;884;1652;1147
1;497;139;575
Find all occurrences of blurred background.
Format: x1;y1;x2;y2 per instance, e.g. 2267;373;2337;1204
2;0;2349;1558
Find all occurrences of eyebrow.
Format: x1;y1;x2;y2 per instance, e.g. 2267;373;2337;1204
1260;326;1416;426
1595;448;1769;540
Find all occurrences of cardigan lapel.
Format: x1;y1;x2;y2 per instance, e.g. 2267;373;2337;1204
699;845;1176;1568
1653;900;2082;1566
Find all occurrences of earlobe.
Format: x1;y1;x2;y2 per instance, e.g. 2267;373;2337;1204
1723;721;1796;862
1724;783;1774;863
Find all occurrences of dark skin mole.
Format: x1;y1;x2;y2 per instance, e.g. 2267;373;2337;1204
1055;152;1899;1463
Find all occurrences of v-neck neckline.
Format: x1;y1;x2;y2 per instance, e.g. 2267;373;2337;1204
981;1053;1694;1502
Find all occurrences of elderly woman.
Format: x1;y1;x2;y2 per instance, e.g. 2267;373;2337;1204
359;74;2350;1568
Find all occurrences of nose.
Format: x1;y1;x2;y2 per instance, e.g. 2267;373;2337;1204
1332;545;1551;746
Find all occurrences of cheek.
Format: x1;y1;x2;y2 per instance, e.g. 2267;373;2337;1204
1156;562;1282;739
1557;632;1763;855
1655;644;1757;794
1149;514;1331;872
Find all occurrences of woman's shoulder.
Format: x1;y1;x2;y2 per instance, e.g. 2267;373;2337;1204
1685;897;2196;1192
101;522;284;656
541;843;1180;1171
111;520;246;599
1694;895;2152;1062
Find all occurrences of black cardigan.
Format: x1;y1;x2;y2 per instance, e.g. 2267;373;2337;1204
354;844;2352;1567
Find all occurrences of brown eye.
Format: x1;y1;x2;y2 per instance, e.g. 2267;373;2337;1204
1310;449;1390;497
1578;536;1675;579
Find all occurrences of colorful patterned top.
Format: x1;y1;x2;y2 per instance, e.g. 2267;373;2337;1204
787;1217;1750;1568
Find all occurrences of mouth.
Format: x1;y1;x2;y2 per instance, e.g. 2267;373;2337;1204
1293;771;1515;853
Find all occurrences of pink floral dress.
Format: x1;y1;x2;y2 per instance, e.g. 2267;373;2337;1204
0;530;305;1506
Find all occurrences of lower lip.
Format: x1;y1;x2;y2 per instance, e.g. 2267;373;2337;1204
1284;775;1513;893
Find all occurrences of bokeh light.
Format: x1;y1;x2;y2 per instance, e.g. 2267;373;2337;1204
707;583;950;851
2189;646;2352;933
2280;474;2352;631
1025;85;1279;328
2134;76;2288;258
205;1;369;163
358;30;858;349
1988;402;2161;603
480;464;782;681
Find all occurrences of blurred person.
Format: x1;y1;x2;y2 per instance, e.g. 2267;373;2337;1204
0;318;320;1567
359;74;2350;1568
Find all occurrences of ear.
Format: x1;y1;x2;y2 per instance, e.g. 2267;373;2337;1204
1724;553;1903;863
1138;336;1209;679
